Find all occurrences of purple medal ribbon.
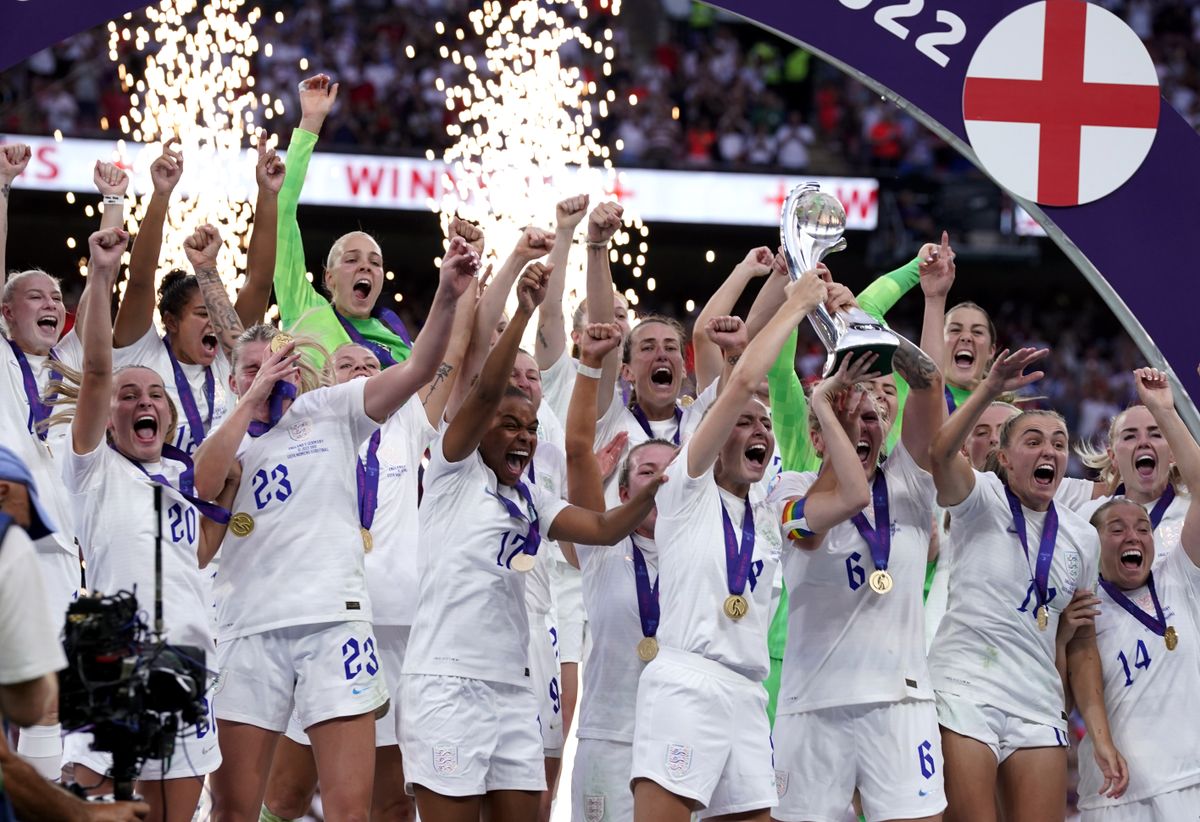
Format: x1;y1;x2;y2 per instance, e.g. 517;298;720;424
850;470;891;574
7;338;59;440
247;381;298;438
115;442;231;524
491;480;541;566
1004;485;1059;624
356;430;383;531
1113;483;1175;530
334;307;413;369
944;385;957;415
628;401;682;445
720;494;756;598
161;334;215;450
630;535;659;639
1099;573;1169;639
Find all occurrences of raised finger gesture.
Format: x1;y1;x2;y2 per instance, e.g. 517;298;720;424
983;347;1048;395
150;138;183;196
255;132;286;195
919;230;956;299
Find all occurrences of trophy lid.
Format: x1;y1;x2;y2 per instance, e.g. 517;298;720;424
789;183;846;246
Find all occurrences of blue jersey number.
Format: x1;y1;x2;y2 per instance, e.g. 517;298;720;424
496;530;530;570
341;636;380;680
167;503;197;544
252;463;293;510
918;739;936;779
549;676;561;715
846;551;865;591
1117;639;1152;687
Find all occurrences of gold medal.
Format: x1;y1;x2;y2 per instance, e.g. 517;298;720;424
510;553;536;573
637;636;659;662
723;594;749;620
679;395;695;408
361;528;373;553
868;569;893;595
270;333;295;353
229;512;255;537
1165;625;1179;651
1037;604;1049;632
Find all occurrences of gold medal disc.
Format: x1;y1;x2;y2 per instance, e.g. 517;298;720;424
510;553;536;573
679;395;695;408
270;333;295;353
361;528;373;553
723;594;749;620
868;569;893;595
229;512;255;537
1037;604;1049;632
1165;625;1179;651
637;636;659;662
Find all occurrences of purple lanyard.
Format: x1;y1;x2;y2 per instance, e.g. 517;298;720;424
7;338;59;440
161;334;215;448
628;401;682;445
334;307;413;369
1099;573;1169;639
1113;483;1176;530
944;385;957;414
247;382;298;438
630;535;659;639
491;480;541;561
356;430;382;531
1005;486;1059;619
720;494;755;597
850;469;891;573
527;458;536;484
115;442;231;524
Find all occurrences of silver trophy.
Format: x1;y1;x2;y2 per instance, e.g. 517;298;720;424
780;182;899;376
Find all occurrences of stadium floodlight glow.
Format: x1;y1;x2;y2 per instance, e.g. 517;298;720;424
102;0;275;317
434;0;648;328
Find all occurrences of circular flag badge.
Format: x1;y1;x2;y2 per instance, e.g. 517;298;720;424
962;0;1160;207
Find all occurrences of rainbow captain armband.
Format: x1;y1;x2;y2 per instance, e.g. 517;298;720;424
781;498;815;541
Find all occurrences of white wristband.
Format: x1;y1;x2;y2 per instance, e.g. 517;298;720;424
576;362;603;379
102;194;123;206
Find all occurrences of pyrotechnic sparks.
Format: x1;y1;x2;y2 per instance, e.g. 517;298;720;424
435;0;649;323
102;0;272;308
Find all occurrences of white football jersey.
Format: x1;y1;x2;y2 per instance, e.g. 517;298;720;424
1055;476;1098;511
1078;547;1200;809
576;534;657;743
363;397;436;627
215;380;379;640
1077;488;1190;565
114;328;232;455
654;439;800;681
403;436;569;687
525;403;568;616
63;439;214;655
779;442;936;715
928;470;1100;729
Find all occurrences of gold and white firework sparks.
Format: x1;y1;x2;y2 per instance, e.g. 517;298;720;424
101;0;275;303
434;0;650;322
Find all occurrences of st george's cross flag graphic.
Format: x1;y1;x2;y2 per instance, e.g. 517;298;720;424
962;0;1161;207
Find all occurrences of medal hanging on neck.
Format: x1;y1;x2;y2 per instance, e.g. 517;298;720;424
492;481;541;572
247;382;298;437
356;430;382;552
7;339;60;441
630;535;660;661
1099;573;1178;651
1005;486;1059;632
1114;482;1175;530
720;494;755;620
334;307;412;368
162;334;215;450
116;443;231;525
628;401;682;446
851;470;893;595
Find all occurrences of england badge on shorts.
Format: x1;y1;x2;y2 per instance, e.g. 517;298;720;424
584;795;605;822
775;769;789;798
665;743;692;778
432;744;458;775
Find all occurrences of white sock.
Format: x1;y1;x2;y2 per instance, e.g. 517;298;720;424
16;723;63;780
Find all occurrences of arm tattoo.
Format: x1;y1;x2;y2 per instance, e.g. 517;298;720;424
421;362;454;407
726;353;742;366
1;183;10;200
893;338;938;390
537;325;548;348
194;266;244;346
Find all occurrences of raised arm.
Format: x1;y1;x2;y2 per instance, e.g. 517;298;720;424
235;133;285;327
1136;367;1200;566
0;144;32;292
71;229;130;455
585;201;624;415
417;274;477;426
694;247;773;391
566;322;624;512
547;469;664;546
930;348;1047;506
113;141;183;346
185;225;243;356
363;237;478;422
536;193;589;368
688;271;827;478
1067;626;1128;800
442;262;550;462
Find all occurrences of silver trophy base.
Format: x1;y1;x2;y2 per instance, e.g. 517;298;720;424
823;342;898;378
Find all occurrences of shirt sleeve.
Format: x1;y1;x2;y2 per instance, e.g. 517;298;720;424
532;483;571;539
767;330;819;472
593;390;626;451
275;128;326;330
948;468;998;524
111;326;162;369
657;439;710;521
52;328;84;371
855;256;921;323
540;349;576;425
60;434;109;495
0;529;69;684
326;379;381;445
